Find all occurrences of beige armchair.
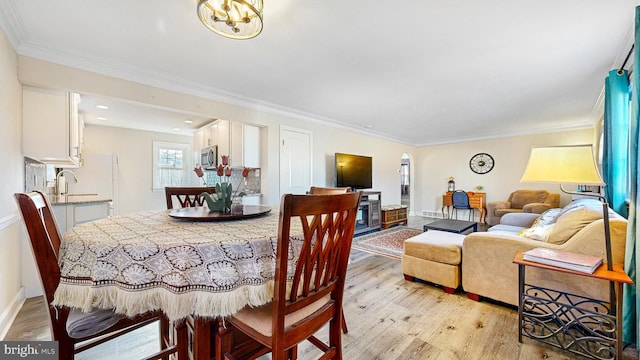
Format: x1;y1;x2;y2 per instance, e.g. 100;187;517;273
486;190;560;226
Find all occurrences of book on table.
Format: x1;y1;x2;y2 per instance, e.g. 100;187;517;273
522;248;603;274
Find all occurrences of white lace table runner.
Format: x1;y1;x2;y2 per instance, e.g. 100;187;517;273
52;210;303;320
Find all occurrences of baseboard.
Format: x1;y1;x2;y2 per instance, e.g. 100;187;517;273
0;286;25;340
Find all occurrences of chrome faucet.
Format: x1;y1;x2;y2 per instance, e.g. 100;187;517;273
56;170;79;195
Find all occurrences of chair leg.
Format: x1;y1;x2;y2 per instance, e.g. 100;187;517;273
174;319;189;360
341;310;348;334
329;316;343;360
216;321;234;360
159;316;169;360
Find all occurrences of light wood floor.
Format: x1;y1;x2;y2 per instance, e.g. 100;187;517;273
5;218;638;359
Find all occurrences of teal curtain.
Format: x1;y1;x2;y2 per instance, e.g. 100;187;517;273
622;6;640;346
603;69;629;218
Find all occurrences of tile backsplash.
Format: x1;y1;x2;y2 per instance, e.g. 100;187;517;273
203;168;261;194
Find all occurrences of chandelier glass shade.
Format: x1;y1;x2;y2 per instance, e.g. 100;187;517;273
197;0;263;40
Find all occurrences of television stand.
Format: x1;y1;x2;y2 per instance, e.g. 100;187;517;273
354;191;381;235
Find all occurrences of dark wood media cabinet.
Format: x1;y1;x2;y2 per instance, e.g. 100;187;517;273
354;191;381;235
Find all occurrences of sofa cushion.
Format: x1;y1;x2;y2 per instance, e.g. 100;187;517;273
547;206;603;245
511;190;549;209
403;231;464;265
531;208;563;227
518;224;555;241
495;208;523;216
487;224;528;235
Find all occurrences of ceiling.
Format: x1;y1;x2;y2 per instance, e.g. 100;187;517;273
0;1;638;145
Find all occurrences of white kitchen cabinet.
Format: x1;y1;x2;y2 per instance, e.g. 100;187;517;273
215;119;230;159
23;87;83;167
52;201;112;234
194;129;204;151
230;121;244;167
230;123;260;168
243;124;260;168
193;120;260;167
242;194;262;205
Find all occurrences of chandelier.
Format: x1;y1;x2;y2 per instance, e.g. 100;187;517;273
197;0;263;40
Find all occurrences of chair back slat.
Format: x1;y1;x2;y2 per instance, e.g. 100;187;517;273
274;192;361;322
452;190;470;208
308;186;351;195
165;187;216;209
14;191;63;304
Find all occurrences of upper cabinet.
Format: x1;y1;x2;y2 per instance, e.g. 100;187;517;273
194;120;260;168
231;123;260;168
23;87;83;167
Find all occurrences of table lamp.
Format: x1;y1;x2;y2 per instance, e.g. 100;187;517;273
520;144;612;271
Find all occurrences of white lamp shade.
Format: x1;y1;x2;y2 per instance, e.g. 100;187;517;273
520;145;605;185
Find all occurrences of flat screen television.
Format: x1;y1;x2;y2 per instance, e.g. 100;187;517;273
335;153;372;189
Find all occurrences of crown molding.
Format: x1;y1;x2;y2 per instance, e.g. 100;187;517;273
17;41;416;145
0;1;29;49
414;121;595;147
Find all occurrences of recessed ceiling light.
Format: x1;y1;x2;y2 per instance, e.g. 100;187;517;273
97;117;107;121
184;120;193;124
364;125;374;129
172;128;181;131
96;105;109;110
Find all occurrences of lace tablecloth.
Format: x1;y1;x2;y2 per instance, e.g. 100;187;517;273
52;209;303;321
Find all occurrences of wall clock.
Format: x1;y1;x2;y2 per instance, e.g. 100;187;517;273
469;153;494;174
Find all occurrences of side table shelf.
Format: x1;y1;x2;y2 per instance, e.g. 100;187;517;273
513;251;633;360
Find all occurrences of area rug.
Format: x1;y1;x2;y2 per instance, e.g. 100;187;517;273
352;227;422;260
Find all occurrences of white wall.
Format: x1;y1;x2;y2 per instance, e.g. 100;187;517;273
416;128;595;217
0;26;27;339
5;55;601;328
17;57;420;208
82;124;194;215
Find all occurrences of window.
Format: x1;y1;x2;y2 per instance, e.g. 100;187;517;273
152;141;192;191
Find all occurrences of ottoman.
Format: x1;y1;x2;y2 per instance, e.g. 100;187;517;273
401;230;465;294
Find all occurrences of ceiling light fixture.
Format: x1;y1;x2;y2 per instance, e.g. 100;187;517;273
96;105;109;110
197;0;263;40
184;120;193;124
97;117;107;121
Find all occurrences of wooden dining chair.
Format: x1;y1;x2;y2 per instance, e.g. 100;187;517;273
165;186;216;209
14;191;188;360
308;186;351;195
309;186;351;334
216;191;362;360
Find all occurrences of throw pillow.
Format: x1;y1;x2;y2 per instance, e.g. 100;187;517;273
518;224;555;241
531;208;563;227
546;206;603;245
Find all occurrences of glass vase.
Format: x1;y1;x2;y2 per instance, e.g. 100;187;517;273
231;196;243;215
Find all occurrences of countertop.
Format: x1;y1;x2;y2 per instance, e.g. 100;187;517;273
49;194;113;206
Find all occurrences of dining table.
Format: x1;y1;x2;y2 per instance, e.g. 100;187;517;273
52;205;304;359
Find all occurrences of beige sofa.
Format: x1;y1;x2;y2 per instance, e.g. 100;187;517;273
486;189;560;226
462;198;627;306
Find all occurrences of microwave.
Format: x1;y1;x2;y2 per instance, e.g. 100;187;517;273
201;145;218;169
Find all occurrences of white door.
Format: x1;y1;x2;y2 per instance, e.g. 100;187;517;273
279;127;312;195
